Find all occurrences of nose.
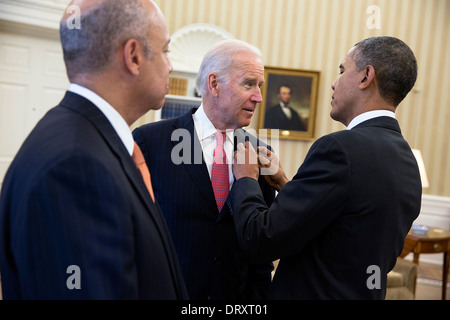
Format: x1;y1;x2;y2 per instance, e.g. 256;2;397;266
252;87;263;103
168;58;173;74
331;79;337;91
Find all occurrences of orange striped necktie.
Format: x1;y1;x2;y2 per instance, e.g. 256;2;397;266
132;141;155;203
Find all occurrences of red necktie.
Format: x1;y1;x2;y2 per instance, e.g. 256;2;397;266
132;142;155;203
211;132;229;212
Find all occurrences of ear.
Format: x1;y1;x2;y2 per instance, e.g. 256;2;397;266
359;65;376;90
207;73;219;97
123;39;141;76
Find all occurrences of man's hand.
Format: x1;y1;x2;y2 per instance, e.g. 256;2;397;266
257;146;289;192
233;141;259;181
233;142;289;191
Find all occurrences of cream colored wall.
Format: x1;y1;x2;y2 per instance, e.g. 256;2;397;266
153;0;450;197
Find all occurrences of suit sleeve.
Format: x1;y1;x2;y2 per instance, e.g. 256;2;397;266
230;135;350;262
246;166;276;299
16;154;138;299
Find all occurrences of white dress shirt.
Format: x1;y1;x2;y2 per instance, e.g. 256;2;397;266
279;102;292;119
192;104;234;189
346;110;396;130
69;83;134;156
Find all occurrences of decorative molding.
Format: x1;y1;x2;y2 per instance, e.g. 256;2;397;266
0;0;67;14
416;194;450;228
0;0;66;32
168;23;235;73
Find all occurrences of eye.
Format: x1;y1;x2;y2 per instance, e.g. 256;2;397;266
244;79;258;89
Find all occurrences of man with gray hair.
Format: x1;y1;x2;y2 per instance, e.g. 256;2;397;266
232;36;422;299
133;39;275;299
0;0;187;299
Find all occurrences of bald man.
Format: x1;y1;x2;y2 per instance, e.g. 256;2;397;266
0;0;188;299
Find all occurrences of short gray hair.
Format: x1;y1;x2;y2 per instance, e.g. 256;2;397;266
60;0;153;79
351;36;418;107
195;39;262;97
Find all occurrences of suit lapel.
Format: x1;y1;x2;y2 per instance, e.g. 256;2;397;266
173;109;219;214
171;112;272;218
60;92;158;211
60;91;187;297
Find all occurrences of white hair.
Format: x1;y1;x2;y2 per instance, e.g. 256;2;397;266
195;39;262;97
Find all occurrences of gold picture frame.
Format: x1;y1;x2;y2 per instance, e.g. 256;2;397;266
258;67;320;141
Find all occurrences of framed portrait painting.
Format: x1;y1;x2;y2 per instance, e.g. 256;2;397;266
258;67;320;141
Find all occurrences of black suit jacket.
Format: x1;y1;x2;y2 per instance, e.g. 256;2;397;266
133;108;275;300
264;104;306;131
229;117;422;299
0;91;188;299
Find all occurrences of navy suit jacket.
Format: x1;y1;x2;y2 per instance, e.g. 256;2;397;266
264;104;306;131
0;91;188;299
133;108;275;300
230;117;422;299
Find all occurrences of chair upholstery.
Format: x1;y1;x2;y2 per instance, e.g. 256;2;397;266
385;258;418;300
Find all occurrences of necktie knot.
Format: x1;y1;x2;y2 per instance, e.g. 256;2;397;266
215;132;226;147
132;142;146;166
132;142;155;202
213;132;226;164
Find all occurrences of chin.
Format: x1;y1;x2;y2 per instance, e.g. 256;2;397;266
239;120;252;129
330;107;339;120
152;97;166;110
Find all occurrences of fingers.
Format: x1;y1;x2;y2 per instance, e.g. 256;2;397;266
232;142;260;181
257;147;281;176
235;142;257;165
257;146;271;166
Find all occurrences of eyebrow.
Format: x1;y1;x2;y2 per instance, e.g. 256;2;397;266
242;77;255;84
243;79;264;88
339;64;344;69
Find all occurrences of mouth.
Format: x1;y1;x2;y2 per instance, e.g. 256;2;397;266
243;107;255;116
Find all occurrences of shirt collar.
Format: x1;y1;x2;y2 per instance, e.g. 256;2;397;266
346;110;396;130
193;104;233;142
69;83;134;156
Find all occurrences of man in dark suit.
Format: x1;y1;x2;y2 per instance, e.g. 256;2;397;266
231;36;422;299
133;39;275;299
264;84;306;131
0;0;187;299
